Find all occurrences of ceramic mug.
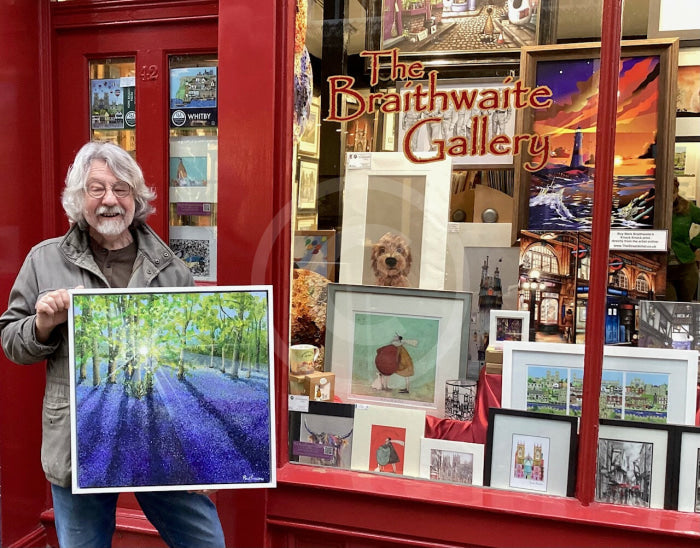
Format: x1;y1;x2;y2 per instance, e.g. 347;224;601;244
289;344;320;375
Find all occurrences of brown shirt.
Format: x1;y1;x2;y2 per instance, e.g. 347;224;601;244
89;238;137;288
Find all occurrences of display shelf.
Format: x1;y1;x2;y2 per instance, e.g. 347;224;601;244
270;463;700;547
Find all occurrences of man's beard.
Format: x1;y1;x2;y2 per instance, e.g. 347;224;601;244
92;205;132;236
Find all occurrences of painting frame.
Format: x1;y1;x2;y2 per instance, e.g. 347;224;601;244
325;283;472;416
501;342;698;425
673;426;700;512
299;96;321;158
339;151;452;290
484;408;577;497
647;0;700;42
293;229;337;281
675;48;700;142
596;419;674;509
297;159;319;211
365;0;558;68
396;77;517;169
68;285;276;494
489;309;530;349
169;135;218;204
419;437;485;486
512;40;679;244
350;404;426;476
288;401;355;469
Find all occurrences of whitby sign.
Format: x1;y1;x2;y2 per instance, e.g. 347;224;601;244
326;49;554;171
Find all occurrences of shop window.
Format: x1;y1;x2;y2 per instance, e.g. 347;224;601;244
635;273;650;293
167;54;218;284
522;244;559;276
611;270;629;289
284;0;699;533
89;58;135;156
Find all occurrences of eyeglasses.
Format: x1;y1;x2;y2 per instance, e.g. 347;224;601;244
86;182;133;199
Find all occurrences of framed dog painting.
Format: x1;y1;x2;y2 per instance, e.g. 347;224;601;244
339;152;452;290
325;283;472;415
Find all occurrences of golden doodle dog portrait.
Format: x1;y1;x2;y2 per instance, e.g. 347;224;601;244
370;232;412;287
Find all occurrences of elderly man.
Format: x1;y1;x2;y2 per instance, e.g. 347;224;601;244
0;141;225;548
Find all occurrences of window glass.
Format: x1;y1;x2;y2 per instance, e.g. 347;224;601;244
167;54;218;284
89;58;135;156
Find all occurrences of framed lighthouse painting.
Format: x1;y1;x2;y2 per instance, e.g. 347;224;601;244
512;40;678;242
325;284;471;418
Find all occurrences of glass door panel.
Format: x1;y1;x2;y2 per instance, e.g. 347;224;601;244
167;54;219;283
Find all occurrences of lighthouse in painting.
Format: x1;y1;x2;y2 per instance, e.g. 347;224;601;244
569;126;583;168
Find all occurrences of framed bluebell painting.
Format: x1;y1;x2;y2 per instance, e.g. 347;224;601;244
68;286;275;493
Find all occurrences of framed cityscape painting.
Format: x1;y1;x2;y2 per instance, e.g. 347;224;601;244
501;342;698;425
512;40;678;242
596;419;674;509
68;286;275;493
419;437;485;486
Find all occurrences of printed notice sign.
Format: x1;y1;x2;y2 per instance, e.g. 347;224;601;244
609;229;667;251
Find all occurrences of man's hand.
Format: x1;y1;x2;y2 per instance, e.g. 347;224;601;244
35;288;75;343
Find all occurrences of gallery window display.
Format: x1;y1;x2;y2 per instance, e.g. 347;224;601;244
286;0;700;531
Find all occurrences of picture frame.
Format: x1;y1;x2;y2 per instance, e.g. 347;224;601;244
295;212;318;231
596;419;674;509
293;229;337;281
501;342;698;425
366;0;558;67
512;40;679;243
168;66;218;128
297;159;319;210
339;152;452;290
299;96;321;157
68;286;275;494
169;135;218;204
484;408;577;497
169;225;217;283
647;0;700;42
489;309;530;349
288;401;355;469
673;426;700;512
419;437;485;486
350;404;426;477
675;48;700;141
396;77;517;169
325;283;472;416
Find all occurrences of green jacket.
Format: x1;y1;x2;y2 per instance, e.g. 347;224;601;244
0;223;193;487
671;201;700;264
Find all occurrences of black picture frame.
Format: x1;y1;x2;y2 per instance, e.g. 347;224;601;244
485;407;578;497
288;401;356;469
597;418;677;510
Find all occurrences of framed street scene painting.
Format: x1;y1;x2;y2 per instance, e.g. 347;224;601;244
489;309;529;349
367;0;558;65
596;419;674;509
419;437;485;486
326;283;472;416
68;286;275;493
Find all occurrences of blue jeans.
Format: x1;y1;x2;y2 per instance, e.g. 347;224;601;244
51;484;225;548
